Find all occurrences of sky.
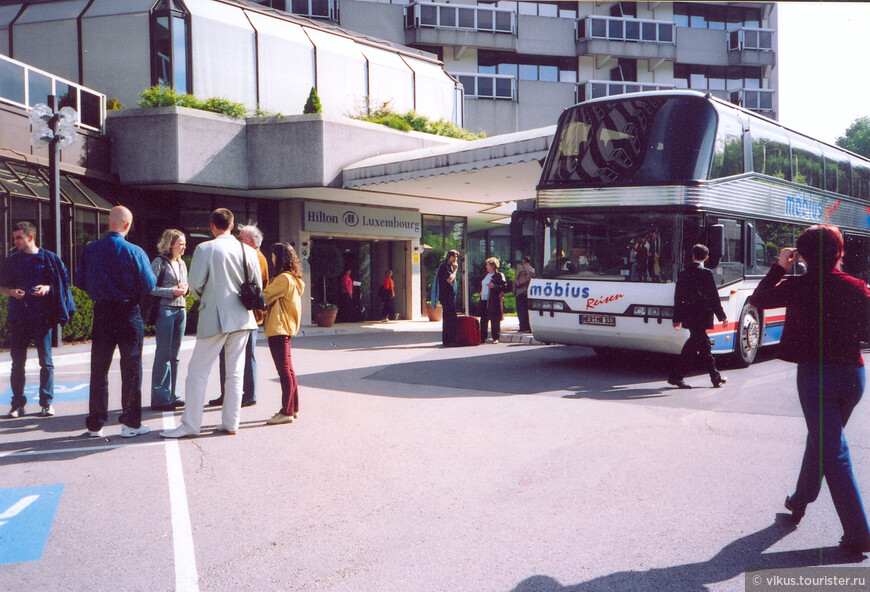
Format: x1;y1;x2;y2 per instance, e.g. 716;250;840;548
777;2;870;144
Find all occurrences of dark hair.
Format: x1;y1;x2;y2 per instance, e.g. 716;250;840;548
13;220;37;239
446;249;460;261
692;244;709;261
796;224;843;271
211;208;234;230
272;242;302;279
522;255;531;264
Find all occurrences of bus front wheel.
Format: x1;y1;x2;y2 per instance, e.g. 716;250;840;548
732;304;760;367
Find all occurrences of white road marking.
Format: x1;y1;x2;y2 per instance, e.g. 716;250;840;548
0;495;39;526
162;413;200;592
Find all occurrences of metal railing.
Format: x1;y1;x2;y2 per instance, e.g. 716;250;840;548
454;73;516;100
0;53;105;131
405;1;516;34
576;15;675;44
728;27;774;51
576;80;676;103
730;88;774;112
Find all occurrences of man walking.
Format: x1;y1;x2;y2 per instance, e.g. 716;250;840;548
76;206;156;437
1;221;75;418
210;223;269;408
162;208;261;438
667;244;728;389
513;255;535;333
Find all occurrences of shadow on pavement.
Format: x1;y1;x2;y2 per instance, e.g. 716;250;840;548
509;516;866;592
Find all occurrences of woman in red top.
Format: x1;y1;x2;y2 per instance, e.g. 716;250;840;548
380;269;395;322
749;224;870;553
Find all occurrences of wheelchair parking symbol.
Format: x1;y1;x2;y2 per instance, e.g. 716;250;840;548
0;485;64;564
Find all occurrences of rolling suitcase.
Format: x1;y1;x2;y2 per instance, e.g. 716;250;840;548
455;315;481;346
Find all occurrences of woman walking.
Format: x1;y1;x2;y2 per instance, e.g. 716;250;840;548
749;224;870;553
264;242;305;425
479;257;507;344
379;269;395;322
150;229;189;411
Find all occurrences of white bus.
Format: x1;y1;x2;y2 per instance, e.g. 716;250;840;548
527;90;870;366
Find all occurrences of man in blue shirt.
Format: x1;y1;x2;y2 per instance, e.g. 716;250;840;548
75;206;156;438
0;221;75;418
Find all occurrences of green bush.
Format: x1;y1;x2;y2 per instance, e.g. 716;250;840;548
139;86;249;119
62;286;94;342
357;107;484;140
303;86;323;114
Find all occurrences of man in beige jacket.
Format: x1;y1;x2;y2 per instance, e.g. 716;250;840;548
162;208;261;438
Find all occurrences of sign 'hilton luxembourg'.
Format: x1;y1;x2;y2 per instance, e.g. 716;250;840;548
303;202;422;238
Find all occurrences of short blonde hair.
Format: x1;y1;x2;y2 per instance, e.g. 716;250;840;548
157;229;185;255
485;256;500;270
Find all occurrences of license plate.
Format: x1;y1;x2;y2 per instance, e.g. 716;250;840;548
579;314;615;327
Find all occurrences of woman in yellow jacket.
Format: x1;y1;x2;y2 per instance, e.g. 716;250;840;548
263;242;305;425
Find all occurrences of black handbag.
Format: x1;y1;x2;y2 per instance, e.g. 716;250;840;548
142;256;169;325
239;241;266;311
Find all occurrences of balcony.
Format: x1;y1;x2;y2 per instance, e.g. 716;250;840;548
576;80;676;104
576;16;676;61
729;88;775;114
453;73;516;101
287;0;337;21
404;1;517;50
0;53;105;131
728;27;776;68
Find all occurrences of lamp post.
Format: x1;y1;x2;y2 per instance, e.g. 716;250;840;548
29;95;78;346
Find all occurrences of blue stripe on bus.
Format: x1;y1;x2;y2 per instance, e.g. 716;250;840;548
762;323;784;345
710;331;735;354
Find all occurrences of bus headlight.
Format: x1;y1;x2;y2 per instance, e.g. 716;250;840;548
552;301;566;311
542;301;553;310
647;306;660;317
633;305;647;316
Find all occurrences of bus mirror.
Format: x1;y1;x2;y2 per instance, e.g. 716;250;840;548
744;223;756;274
708;224;725;262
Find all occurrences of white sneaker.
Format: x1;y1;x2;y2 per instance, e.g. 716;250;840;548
39;405;55;417
5;406;25;418
84;429;103;438
121;424;151;438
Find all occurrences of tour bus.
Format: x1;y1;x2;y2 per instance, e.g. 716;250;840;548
527;90;870;366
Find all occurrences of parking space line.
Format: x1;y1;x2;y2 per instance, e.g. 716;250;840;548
0;441;166;458
162;413;200;592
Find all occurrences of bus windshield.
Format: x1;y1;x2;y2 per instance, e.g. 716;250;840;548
540;212;699;283
540;95;717;188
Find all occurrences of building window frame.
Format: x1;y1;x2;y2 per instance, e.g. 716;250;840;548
150;0;192;94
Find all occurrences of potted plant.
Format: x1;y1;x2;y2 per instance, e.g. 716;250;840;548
312;301;338;327
307;242;344;325
425;300;442;322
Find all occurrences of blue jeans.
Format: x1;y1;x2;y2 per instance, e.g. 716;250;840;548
219;330;256;403
86;301;144;431
792;363;870;544
9;321;54;408
151;306;186;407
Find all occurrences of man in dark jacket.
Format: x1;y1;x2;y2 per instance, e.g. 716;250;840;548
1;221;75;418
667;244;728;389
435;250;459;347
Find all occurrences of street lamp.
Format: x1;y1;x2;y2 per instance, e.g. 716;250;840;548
29;95;78;346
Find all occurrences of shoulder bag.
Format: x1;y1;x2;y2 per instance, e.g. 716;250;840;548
239;241;266;311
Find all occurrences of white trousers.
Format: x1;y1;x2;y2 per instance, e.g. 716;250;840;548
179;330;253;434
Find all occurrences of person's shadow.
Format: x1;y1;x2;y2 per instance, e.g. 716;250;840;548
510;515;865;592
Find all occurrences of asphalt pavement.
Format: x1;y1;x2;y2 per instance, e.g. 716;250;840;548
1;318;869;592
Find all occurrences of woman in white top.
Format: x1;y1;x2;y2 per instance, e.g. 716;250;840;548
150;229;189;411
479;257;507;344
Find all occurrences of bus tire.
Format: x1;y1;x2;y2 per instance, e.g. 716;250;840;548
732;304;760;367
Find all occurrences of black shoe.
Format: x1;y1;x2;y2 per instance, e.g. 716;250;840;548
207;397;224;407
151;404;175;412
172;399;186;409
667;379;692;389
712;376;727;388
839;535;870;554
784;495;805;524
241;399;256;408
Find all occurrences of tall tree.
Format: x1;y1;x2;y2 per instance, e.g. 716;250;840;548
835;116;870;158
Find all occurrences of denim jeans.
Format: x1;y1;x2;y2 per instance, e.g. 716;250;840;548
219;329;256;402
9;321;54;408
792;363;870;544
86;301;144;431
151;305;186;407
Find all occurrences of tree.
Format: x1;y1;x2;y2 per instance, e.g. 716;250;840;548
303;86;322;114
835;116;870;158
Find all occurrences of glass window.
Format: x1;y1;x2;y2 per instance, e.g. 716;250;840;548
311;0;329;17
517;2;537;16
74;208;98;271
495;11;512;32
690;13;707;29
478;9;493;30
172;15;188;94
750;120;791;181
822;145;851;196
608;19;624;41
642;21;657;41
60;176;92;206
759;30;773;50
625;20;640;41
439;6;456;27
292;0;308;14
420;4;437;25
0;58;25;105
497;63;518;78
0;163;36;197
80;91;102;129
851;157;870;201
710;217;744;284
539;65;558;82
591;18;606;38
56;82;77;112
28;70;52;108
458;7;475;28
557;2;577;19
790;135;823;189
753;221;798;277
658;23;673;42
559;69;577;83
9;164;50;199
457;75;475;96
518;64;537;81
153;15;171;87
495;77;512;98
710;108;744;179
477;76;493;97
538;2;558;18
